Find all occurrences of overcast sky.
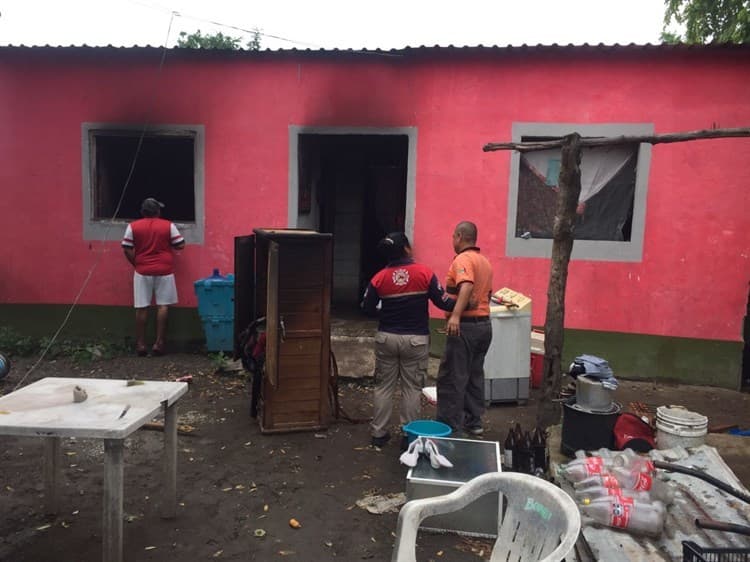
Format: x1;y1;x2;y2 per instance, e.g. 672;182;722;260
0;0;670;50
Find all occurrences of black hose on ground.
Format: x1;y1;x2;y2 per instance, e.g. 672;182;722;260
654;460;750;505
696;518;750;537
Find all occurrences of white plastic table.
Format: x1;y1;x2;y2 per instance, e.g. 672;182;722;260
0;377;188;562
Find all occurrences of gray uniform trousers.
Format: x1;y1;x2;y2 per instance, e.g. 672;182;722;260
370;332;430;438
436;320;493;431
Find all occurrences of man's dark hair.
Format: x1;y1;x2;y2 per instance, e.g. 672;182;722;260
377;232;411;262
455;221;478;243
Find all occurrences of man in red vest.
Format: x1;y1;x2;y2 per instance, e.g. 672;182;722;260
122;198;185;356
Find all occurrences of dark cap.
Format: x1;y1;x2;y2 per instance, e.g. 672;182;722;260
141;197;164;216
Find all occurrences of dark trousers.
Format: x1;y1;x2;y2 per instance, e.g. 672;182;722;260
436;320;492;431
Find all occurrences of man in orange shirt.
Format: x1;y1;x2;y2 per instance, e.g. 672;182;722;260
436;221;494;435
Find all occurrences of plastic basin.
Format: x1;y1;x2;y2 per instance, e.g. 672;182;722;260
403;420;452;444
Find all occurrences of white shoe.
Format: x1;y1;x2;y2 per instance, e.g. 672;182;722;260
424;439;453;469
399;437;424;467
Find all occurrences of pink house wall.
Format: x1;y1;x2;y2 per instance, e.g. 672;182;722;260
1;47;748;342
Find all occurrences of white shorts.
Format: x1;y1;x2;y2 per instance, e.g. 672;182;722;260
133;273;178;308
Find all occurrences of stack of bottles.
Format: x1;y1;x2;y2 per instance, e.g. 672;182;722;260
559;449;674;537
502;423;549;476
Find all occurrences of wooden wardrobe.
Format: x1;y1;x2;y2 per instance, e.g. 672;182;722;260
234;229;333;433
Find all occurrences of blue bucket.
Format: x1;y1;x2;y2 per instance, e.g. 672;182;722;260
403;420;452;444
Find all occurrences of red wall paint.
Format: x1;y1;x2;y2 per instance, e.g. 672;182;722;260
1;49;748;342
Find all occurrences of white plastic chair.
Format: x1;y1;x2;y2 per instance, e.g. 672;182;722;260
392;472;581;562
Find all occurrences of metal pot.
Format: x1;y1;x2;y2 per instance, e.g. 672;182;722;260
575;375;614;411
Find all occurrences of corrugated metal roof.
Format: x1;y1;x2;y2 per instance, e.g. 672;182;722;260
1;42;749;55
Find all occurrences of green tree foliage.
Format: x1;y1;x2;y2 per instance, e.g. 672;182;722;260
661;0;750;43
177;28;262;50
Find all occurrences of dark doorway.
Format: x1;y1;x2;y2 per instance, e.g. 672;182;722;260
297;134;409;310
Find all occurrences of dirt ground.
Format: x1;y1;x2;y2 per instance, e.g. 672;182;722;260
1;353;750;562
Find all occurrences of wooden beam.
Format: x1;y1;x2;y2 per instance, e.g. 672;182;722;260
483;126;750;152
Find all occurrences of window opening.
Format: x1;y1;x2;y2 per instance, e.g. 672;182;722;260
91;131;196;221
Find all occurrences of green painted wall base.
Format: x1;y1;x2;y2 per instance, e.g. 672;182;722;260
428;319;742;390
1;305;742;389
1;304;206;352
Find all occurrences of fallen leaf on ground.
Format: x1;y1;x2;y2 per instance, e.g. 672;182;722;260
254;529;266;537
324;541;333;547
289;518;302;529
263;504;269;512
222;487;232;492
212;550;223;557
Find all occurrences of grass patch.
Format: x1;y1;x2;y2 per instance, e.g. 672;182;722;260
0;326;131;362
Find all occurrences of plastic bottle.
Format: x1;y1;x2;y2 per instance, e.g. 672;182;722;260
611;450;655;473
579;497;665;537
575;468;675;504
574;471;620;490
610;467;675;504
575;485;652;504
503;427;515;471
560;456;611;482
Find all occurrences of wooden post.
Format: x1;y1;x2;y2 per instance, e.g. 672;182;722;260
537;133;583;427
43;436;60;515
161;401;178;519
103;439;124;562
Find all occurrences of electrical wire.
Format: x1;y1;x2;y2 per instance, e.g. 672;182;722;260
13;12;177;391
123;0;402;56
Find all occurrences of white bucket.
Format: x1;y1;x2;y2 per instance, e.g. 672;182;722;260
656;405;708;450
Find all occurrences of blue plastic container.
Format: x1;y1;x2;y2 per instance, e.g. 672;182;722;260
201;317;234;352
194;269;235;319
403;420;452;444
